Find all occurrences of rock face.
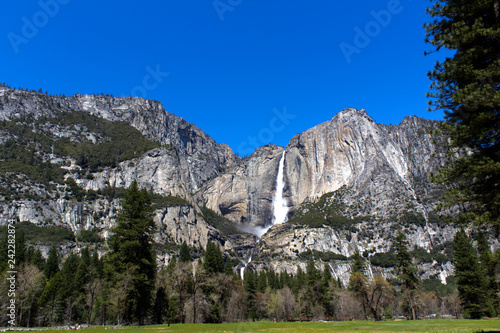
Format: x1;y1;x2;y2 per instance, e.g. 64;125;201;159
202;108;446;227
0;85;467;282
200;145;284;227
0;86;236;193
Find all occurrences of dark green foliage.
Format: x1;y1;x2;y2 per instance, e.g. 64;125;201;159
50;111;161;172
453;229;485;318
370;240;454;268
288;188;364;230
306;256;321;286
0;221;75;246
350;251;366;276
200;206;241;236
422;275;457;297
203;240;224;274
370;252;397;268
105;180;157;324
38;271;64;325
430;241;454;264
348;250;368;297
477;231;499;316
0;231;8;272
179;242;192;263
244;269;257;319
298;249;348;262
410;247;433;263
426;0;500;227
25;246;46;271
150;193;192;209
44;246;59;279
394;231;419;320
0;111;160;186
65;178;87;202
427;212;448;227
76;229;103;243
15;228;26;264
96;185;126;200
0;119;66;185
152;287;168;324
257;271;268;293
399;213;426;228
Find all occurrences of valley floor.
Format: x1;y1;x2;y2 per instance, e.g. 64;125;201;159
18;319;500;333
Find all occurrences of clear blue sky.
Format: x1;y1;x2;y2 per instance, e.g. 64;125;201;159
1;0;448;155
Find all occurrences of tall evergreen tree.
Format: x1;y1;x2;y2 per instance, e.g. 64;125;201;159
44;246;59;279
322;263;334;317
152;287;167;324
179;242;192;263
453;229;485;318
106;180;156;324
15;228;26;264
425;0;500;228
203;241;224;274
0;230;8;272
348;250;367;290
244;269;257;319
306;256;321;287
477;231;499;316
257;271;267;293
394;231;419;320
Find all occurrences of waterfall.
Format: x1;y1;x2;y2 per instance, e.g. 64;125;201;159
272;151;289;225
241;150;288;279
240;151;288;280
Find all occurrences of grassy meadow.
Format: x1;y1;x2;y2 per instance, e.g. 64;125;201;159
33;319;499;333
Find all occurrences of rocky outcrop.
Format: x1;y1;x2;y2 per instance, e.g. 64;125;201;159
200;145;285;227
202;108;446;227
0;86;236;193
284;108;445;219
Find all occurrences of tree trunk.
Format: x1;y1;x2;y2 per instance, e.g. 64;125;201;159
193;289;197;324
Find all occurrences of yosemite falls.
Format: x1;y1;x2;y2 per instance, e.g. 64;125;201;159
272;151;289;225
240;150;289;278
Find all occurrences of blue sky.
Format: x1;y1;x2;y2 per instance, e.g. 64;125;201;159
1;1;447;155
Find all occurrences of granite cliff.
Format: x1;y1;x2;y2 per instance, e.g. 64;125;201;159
0;85;461;283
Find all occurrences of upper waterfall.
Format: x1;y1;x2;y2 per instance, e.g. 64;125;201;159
272;151;289;225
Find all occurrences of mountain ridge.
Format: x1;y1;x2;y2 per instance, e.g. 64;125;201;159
0;84;460;284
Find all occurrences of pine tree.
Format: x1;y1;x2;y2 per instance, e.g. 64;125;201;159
179;242;192;263
152;287;167;324
348;250;367;291
44;246;59;279
244;270;257;319
203;241;224;274
306;256;320;287
0;231;8;272
477;231;499;316
106;180;156;324
322;263;333;317
453;229;485;318
257;271;267;293
15;229;26;264
59;253;82;322
394;231;419;320
425;0;500;228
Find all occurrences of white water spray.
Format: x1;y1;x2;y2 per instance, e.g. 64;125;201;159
272;151;289;225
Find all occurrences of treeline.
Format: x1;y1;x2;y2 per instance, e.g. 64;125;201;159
0;182;498;326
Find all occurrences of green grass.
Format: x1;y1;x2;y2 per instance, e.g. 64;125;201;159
33;319;500;333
